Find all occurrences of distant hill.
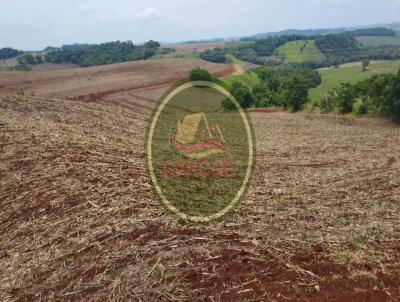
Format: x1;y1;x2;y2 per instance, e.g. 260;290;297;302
345;27;395;37
166;21;400;45
200;29;400;68
177;38;226;45
248;24;400;40
249;28;346;39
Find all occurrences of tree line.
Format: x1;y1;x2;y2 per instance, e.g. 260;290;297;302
220;65;321;111
18;40;172;67
314;34;400;67
200;35;309;64
345;27;396;37
0;48;23;60
45;40;169;67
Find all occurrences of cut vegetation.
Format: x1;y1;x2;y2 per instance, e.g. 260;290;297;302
1;93;399;301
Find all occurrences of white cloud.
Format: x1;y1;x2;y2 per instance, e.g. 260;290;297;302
135;8;161;19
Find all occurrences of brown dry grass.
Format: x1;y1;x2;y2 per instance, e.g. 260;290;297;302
1;89;399;301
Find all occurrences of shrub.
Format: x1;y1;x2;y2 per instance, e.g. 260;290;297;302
252;84;275;108
14;63;31;71
229;82;253;108
221;98;237;110
354;97;371;115
279;76;308;111
333;83;357;114
320;94;335;113
199;48;227;63
188;67;212;82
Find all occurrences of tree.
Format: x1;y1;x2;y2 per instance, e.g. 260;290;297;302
332;83;357;113
252;84;275;107
0;47;23;60
321;69;400;119
379;73;400;120
362;59;370;72
35;55;43;64
199;48;227;63
23;54;35;64
229;82;253;108
254;66;280;91
254;66;274;82
144;40;161;49
279;76;308;111
221;98;237;110
188;67;212;82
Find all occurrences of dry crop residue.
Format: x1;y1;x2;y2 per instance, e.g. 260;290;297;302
0;87;399;301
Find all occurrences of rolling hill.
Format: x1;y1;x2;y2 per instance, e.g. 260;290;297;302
273;40;326;63
248;22;400;40
309;60;400;102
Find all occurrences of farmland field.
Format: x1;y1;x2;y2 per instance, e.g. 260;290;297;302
0;58;232;111
220;55;260;88
274;40;326;63
356;31;400;47
170;42;226;57
221;70;260;88
0;57;19;70
310;60;400;103
1;58;400;301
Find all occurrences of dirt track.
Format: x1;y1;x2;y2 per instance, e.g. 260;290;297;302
1;85;399;301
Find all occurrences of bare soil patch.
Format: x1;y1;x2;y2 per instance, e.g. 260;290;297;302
170;43;226;56
0;58;231;102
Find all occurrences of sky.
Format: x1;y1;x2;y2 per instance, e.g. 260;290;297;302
1;0;400;50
